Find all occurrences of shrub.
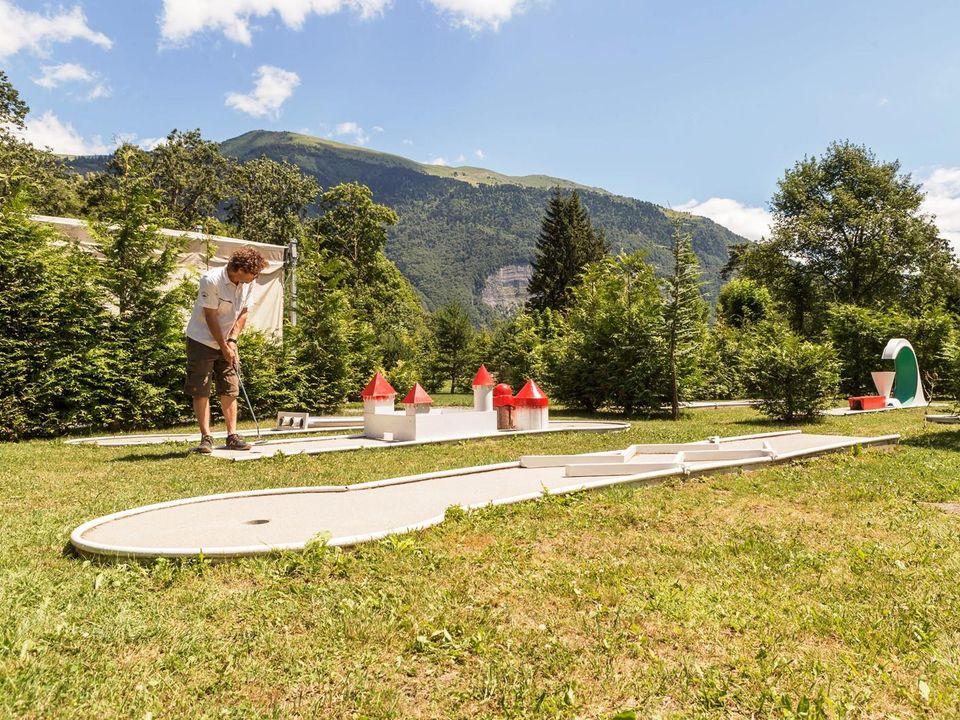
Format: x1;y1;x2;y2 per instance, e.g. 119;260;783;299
0;212;109;439
744;328;840;421
235;331;302;420
486;309;560;391
549;253;668;413
717;278;773;328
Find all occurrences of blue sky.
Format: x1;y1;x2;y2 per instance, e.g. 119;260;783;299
3;0;960;243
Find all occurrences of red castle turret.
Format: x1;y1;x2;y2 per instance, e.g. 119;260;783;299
472;364;496;411
402;383;433;415
362;372;397;415
513;379;549;430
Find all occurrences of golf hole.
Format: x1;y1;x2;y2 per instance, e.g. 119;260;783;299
244;519;270;525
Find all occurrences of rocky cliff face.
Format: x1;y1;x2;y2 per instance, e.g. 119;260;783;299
481;264;533;310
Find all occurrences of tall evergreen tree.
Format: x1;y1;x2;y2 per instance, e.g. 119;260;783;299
428;303;475;392
663;221;706;420
89;145;190;428
527;188;608;312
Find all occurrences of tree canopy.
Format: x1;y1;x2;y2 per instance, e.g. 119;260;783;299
729;141;957;333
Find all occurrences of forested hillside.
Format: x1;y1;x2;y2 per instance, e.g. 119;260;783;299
72;130;747;320
217;131;745;319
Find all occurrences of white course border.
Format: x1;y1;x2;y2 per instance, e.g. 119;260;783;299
70;430;899;561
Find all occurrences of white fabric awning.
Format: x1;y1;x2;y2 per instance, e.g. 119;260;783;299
31;215;286;339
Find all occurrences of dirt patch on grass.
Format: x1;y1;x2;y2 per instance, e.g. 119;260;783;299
926;501;960;515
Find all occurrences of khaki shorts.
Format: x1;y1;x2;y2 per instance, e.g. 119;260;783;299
184;337;239;398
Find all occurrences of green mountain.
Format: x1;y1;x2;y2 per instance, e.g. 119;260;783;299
77;130;748;320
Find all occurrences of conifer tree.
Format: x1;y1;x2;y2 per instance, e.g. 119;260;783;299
663;220;706;420
527;188;608;312
89;145;189;428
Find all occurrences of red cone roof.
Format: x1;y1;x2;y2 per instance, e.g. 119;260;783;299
514;379;549;408
361;372;397;399
402;383;433;405
472;364;495;387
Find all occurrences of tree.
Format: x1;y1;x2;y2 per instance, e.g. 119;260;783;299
0;71;82;215
0;70;27;130
428;303;474;392
310;182;426;382
744;328;840;422
717;278;773;328
550;252;666;413
729;141;956;333
226;156;319;245
662;221;707;419
88;145;190;428
313;182;398;279
147;129;231;229
527;188;608;312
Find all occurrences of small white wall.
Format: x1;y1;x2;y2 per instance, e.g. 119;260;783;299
364;410;498;441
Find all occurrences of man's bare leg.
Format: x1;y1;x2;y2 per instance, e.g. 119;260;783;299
221;395;238;435
193;396;212;436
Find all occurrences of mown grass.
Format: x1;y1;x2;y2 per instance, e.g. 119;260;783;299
3;407;960;718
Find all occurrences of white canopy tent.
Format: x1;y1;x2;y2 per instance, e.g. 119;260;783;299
32;215;287;339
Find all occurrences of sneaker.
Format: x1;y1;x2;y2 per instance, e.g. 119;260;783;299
225;433;252;451
196;434;214;454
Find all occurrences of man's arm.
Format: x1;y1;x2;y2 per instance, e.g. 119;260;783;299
228;307;248;342
204;307;237;366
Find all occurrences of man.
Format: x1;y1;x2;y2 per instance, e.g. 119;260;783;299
184;246;268;453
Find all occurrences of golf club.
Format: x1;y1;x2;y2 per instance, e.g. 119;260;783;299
234;359;262;443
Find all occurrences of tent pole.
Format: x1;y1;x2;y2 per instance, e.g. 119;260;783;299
288;237;299;327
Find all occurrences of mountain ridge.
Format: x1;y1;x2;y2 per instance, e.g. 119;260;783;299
70;130;747;320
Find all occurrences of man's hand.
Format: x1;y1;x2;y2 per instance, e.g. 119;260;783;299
222;343;238;367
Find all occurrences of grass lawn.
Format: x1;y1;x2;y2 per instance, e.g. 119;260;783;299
3;407;960;718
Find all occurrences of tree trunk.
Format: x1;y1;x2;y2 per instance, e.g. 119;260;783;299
669;336;679;421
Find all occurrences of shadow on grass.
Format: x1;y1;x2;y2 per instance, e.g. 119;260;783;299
730;417;816;428
113;450;193;462
902;431;960;452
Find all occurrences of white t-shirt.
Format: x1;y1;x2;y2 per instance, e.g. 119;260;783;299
185;266;256;349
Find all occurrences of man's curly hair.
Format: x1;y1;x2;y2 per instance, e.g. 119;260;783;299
228;246;268;275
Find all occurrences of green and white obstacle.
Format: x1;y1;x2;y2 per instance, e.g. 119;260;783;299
880;338;926;408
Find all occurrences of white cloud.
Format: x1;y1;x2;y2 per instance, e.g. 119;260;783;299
455;153;466;163
159;0;390;45
402;138;414;146
428;156;449;166
0;1;111;59
920;167;960;250
427;0;530;30
85;83;111;101
676;197;773;242
225;65;299;118
15;111;111;155
372;125;384;133
474;148;484;159
138;136;168;151
33;63;110;101
34;63;93;88
333;121;370;145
